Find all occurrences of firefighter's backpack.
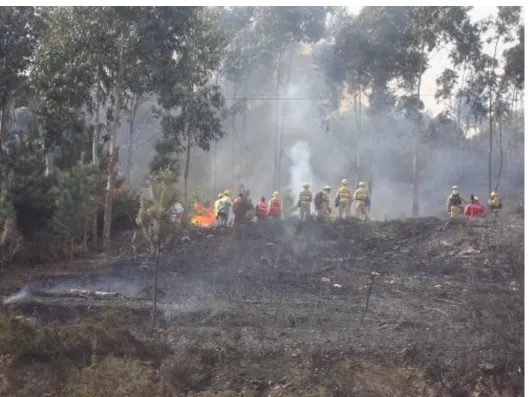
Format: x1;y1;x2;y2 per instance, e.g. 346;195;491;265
449;193;462;206
314;192;324;209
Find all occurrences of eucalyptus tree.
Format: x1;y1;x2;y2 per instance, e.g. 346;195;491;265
0;7;47;148
32;6;206;252
157;8;227;224
443;7;522;194
220;7;329;190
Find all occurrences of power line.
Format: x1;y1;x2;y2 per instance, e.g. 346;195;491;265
222;94;444;100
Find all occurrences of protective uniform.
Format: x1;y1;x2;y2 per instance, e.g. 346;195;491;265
336;179;352;219
488;191;502;216
213;193;223;226
217;193;233;226
446;186;467;219
268;191;282;219
316;186;332;218
255;197;268;220
353;182;370;220
233;193;251;225
298;183;313;221
464;195;485;218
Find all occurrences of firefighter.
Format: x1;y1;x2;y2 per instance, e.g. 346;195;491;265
217;191;233;226
336;179;352;219
255;197;268;221
353;181;370;220
268;191;282;219
488;191;502;216
314;185;331;219
464;195;485;218
232;193;250;225
298;182;313;221
446;186;468;219
213;193;224;226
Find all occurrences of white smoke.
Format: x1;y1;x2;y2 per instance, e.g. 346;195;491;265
288;141;313;202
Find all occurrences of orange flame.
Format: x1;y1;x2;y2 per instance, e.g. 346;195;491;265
190;202;217;228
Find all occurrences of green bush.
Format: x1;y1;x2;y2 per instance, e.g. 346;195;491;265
5;142;57;239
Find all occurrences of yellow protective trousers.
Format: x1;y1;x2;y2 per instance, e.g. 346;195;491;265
300;202;311;221
338;200;351;219
355;200;368;220
317;202;329;218
449;205;461;218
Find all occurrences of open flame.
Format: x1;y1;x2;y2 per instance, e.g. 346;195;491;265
190;202;217;228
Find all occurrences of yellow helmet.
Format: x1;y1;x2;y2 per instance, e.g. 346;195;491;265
358;181;366;187
341;179;348;185
223;190;231;197
490;191;498;197
323;185;331;191
273;191;280;198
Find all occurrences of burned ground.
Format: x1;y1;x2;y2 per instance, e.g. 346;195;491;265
0;215;524;396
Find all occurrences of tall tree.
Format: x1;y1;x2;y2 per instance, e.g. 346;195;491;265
33;6;202;252
454;7;521;194
157;9;226;223
0;7;46;148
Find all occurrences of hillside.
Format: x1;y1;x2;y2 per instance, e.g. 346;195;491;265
1;215;524;396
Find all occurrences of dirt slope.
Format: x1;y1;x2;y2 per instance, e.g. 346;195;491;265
2;215;524;396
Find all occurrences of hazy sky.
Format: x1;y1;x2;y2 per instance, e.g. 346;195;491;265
346;6;519;114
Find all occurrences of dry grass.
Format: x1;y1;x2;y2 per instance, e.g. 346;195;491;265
0;309;523;397
0;216;524;397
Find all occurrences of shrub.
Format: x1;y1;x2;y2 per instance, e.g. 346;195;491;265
65;357;155;397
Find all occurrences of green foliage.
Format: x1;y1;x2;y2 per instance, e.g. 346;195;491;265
503;24;524;90
112;189;140;227
136;167;181;247
5;140;57;239
149;138;181;176
0;7;46;109
52;163;98;245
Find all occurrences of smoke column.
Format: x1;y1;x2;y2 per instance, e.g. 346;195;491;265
288;141;313;203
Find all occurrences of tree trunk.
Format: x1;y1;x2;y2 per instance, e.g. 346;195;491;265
412;70;423;217
488;35;501;196
126;96;140;186
273;52;283;190
44;150;55;177
103;48;125;254
354;90;361;188
456;62;466;135
0;107;4;149
231;84;238;190
91;103;101;250
151;243;160;327
212;141;217;196
240;85;248;184
277;46;295;190
495;113;503;192
92;102;101;166
488;88;494;196
182;130;192;225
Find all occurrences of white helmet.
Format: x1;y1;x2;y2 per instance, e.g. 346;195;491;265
341;179;348;184
358;181;366;187
474;196;479;201
452;185;459;190
302;182;310;188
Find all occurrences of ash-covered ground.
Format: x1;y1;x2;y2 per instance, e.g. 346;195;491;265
2;215;524;395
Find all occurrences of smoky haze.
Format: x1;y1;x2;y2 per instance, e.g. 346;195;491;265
115;12;523;219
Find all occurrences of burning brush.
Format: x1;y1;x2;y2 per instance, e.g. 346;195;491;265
190;202;217;228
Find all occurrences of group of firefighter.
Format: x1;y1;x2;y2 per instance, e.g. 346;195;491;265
446;186;503;219
212;182;504;226
213;179;372;226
